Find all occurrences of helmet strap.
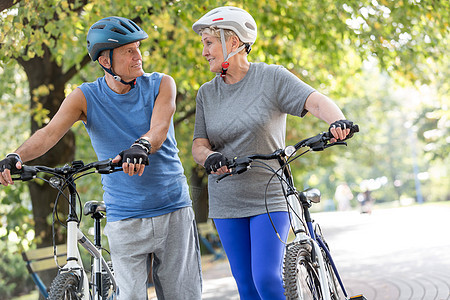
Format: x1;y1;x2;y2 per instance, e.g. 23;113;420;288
98;49;137;89
219;29;247;78
244;43;252;54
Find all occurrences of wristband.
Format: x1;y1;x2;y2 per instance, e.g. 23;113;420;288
205;152;220;162
134;138;152;154
6;153;22;163
132;143;150;154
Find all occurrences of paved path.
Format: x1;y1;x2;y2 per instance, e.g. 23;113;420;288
197;204;450;300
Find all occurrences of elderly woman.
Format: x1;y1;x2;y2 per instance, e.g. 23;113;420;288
191;6;353;299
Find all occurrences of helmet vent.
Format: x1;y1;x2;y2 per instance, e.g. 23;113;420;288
111;27;126;35
128;20;141;32
245;22;255;31
206;11;220;17
92;25;105;30
119;21;135;33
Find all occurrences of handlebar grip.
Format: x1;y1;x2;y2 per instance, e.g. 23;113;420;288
11;165;38;181
345;124;359;140
351;124;359;133
93;159;123;174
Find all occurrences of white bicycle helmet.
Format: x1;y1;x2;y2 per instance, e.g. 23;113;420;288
192;6;257;77
192;6;257;45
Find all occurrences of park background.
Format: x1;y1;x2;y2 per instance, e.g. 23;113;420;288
0;0;448;298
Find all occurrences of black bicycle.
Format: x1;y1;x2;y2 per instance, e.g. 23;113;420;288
217;125;366;300
12;159;121;300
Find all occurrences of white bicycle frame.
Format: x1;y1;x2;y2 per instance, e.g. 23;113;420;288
287;193;332;300
60;220;116;300
14;161;121;300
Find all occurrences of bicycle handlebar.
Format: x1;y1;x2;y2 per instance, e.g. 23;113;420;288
10;159;122;182
217;124;359;182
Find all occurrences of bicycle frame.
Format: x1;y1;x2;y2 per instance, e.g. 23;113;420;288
217;126;361;300
63;175;116;300
281;159;349;300
11;160;120;299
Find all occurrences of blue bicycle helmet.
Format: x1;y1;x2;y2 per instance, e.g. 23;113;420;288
87;16;148;88
87;16;148;61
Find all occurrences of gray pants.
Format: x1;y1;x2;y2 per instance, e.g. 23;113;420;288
105;207;202;299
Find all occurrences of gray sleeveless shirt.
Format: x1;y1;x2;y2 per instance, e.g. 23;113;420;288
193;62;315;218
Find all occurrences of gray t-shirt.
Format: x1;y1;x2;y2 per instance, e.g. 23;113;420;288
194;62;315;218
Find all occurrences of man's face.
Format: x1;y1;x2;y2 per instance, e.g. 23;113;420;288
111;41;144;81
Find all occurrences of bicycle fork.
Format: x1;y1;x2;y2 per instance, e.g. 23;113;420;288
316;236;349;299
64;220;116;300
66;229;115;300
288;194;332;300
65;220;90;300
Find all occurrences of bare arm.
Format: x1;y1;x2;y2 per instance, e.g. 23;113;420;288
113;75;177;176
192;138;214;166
15;88;87;162
143;75;177;152
304;91;349;140
192;138;229;175
0;88;86;185
304;91;345;124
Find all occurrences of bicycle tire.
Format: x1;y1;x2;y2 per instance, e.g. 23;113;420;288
48;272;81;300
283;241;322;300
99;261;114;299
90;270;112;299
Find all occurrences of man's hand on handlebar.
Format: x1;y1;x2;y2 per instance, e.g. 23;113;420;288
328;120;354;143
113;145;149;177
0;154;23;186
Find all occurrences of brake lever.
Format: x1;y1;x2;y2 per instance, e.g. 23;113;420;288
216;157;253;183
331;141;347;146
216;172;233;183
322;141;347;150
94;159;123;174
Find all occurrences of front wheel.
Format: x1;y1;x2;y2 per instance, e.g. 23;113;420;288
283;241;322;300
48;272;81;300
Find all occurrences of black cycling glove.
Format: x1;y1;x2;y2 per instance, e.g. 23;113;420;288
119;145;149;166
0;153;22;173
204;152;228;174
329;120;355;139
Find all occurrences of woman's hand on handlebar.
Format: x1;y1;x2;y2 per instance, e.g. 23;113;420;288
328;120;353;143
211;165;231;175
204;152;231;175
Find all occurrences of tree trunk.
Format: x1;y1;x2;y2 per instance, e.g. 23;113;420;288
190;165;209;223
0;0;18;12
18;45;75;296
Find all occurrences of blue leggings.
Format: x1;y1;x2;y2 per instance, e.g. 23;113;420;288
214;212;290;300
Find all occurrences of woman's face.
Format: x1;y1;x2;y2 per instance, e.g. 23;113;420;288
201;32;225;73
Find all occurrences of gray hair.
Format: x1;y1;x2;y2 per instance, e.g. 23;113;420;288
200;26;248;54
